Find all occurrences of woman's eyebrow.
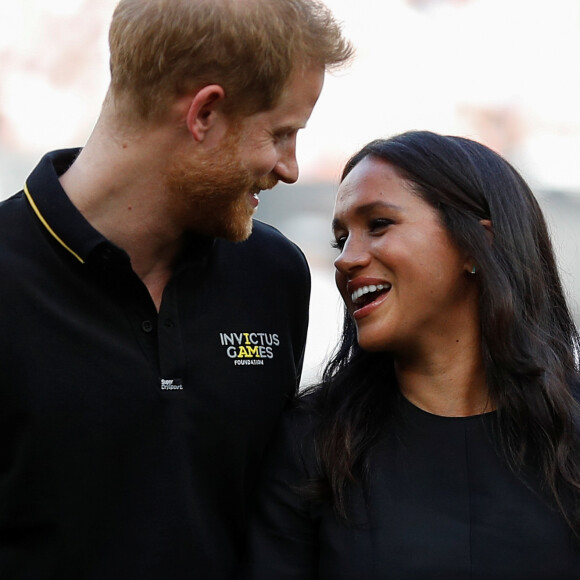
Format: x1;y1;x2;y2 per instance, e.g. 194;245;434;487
332;200;403;231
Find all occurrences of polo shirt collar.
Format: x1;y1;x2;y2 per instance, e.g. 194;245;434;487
25;148;111;265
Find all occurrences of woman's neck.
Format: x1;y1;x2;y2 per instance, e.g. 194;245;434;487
394;337;492;417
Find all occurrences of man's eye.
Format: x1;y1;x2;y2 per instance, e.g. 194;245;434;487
274;130;295;143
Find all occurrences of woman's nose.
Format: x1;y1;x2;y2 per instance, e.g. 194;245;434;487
334;235;371;274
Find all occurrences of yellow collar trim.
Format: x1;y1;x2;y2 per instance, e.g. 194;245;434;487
24;182;85;264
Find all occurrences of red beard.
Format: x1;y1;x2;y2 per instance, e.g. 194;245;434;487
164;129;277;242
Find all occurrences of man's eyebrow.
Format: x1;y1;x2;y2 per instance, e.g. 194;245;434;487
332;200;403;231
274;123;305;134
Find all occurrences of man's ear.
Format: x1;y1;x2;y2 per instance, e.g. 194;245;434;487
185;85;226;142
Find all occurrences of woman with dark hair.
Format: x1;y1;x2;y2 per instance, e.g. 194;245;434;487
241;131;580;579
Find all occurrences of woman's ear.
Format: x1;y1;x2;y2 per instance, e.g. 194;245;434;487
465;219;493;275
480;219;493;243
184;85;226;142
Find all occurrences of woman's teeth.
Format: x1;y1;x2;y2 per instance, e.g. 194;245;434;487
351;283;391;303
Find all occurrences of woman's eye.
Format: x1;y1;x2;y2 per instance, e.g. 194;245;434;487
369;218;393;232
331;236;346;250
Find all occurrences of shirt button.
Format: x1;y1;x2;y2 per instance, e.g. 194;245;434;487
141;320;154;333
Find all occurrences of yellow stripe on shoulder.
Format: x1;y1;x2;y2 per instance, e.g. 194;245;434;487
24;182;85;264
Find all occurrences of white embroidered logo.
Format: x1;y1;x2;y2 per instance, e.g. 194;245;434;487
160;378;183;390
219;332;280;366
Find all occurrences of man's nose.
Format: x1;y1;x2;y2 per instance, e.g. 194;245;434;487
274;144;299;184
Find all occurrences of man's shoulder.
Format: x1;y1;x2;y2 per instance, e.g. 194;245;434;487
0;192;29;240
216;219;309;268
0;191;25;213
0;148;79;220
248;219;300;247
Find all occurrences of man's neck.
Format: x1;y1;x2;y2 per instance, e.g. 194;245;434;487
59;119;185;309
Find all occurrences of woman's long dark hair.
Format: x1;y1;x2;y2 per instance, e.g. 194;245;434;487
304;131;580;532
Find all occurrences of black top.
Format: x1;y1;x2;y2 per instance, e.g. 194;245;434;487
0;149;310;579
243;395;580;579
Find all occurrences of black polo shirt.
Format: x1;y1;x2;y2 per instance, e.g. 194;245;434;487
0;149;310;579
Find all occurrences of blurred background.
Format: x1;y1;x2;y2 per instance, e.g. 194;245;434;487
1;0;579;385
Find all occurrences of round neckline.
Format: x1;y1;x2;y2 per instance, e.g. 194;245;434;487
398;392;497;422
